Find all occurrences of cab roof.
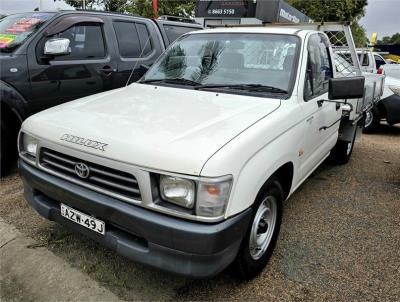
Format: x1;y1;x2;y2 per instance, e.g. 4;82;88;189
190;26;307;36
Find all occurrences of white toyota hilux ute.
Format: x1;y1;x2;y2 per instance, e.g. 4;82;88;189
337;48;400;131
19;23;384;279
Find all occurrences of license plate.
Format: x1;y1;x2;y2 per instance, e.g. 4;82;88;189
60;204;105;235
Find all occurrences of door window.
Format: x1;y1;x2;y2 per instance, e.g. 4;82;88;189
163;25;196;43
358;53;369;66
113;21;141;58
136;23;152;56
49;23;106;60
374;55;386;69
304;34;332;101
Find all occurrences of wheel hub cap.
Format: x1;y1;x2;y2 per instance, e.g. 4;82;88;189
249;196;277;260
347;141;353;155
365;111;373;127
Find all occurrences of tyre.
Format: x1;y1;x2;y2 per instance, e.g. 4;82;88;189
363;106;380;133
0;119;11;177
329;128;356;165
0;115;19;178
232;176;283;280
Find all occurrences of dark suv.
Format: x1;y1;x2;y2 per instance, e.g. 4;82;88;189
0;11;202;175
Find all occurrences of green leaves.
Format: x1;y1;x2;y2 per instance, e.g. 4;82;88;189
287;0;369;48
378;33;400;45
287;0;367;22
65;0;196;18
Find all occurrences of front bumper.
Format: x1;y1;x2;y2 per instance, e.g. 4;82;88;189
19;159;252;278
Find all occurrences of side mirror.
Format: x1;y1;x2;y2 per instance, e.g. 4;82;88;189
44;38;70;56
328;76;365;100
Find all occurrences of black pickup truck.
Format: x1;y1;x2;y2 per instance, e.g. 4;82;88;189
0;11;202;175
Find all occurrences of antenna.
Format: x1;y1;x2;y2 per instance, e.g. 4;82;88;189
125;32;152;86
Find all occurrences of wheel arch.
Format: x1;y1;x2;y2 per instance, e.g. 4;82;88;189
254;162;294;202
0;80;27;123
269;162;294;200
1;100;23;134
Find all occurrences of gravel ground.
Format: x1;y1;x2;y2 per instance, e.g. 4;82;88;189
1;124;399;301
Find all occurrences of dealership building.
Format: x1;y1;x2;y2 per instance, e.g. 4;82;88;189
194;0;310;27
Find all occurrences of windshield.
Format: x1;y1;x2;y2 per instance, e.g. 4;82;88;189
142;33;300;95
0;13;55;52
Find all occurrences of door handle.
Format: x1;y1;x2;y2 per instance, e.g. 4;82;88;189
306;116;314;123
99;66;117;73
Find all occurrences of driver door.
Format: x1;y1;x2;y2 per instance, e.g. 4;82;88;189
27;15;117;114
300;33;341;177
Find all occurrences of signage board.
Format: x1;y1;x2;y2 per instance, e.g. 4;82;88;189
195;0;310;23
195;0;257;18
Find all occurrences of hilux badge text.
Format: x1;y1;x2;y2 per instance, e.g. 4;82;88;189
60;134;108;151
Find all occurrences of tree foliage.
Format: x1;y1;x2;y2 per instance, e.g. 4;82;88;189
378;33;400;45
287;0;368;47
65;0;99;9
65;0;195;17
287;0;367;22
351;22;369;47
128;0;195;18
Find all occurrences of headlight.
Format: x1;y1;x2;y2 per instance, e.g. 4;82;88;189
160;175;195;208
159;174;233;218
196;178;232;217
389;85;400;96
19;132;39;159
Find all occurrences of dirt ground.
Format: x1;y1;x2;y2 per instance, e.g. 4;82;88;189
1;124;399;301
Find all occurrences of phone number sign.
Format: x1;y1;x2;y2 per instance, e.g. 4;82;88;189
196;1;257;18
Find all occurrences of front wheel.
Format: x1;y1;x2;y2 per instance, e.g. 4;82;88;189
232;177;283;280
0;120;10;177
0;117;19;177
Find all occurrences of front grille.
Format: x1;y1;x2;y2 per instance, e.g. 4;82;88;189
39;148;141;201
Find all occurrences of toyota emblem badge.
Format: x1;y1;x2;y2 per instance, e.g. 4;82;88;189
74;162;90;179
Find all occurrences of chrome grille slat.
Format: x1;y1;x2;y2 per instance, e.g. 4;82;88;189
43;151;75;165
90;176;140;194
42;158;75;174
90;166;138;184
40;148;141;201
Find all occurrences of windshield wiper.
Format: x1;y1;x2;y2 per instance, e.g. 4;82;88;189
194;84;288;94
141;78;201;86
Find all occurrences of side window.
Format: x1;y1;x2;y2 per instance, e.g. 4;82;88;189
49;23;105;60
136;23;152;56
113;21;141;58
304;34;332;101
163;25;195;43
374;55;386;69
358;53;369;66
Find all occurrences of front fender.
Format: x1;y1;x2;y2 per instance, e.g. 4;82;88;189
0;80;27;121
201;102;304;218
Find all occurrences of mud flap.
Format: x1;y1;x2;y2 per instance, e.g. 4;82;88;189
338;116;360;142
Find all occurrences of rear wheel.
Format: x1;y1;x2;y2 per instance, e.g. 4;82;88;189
232;177;283;280
363;106;380;133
